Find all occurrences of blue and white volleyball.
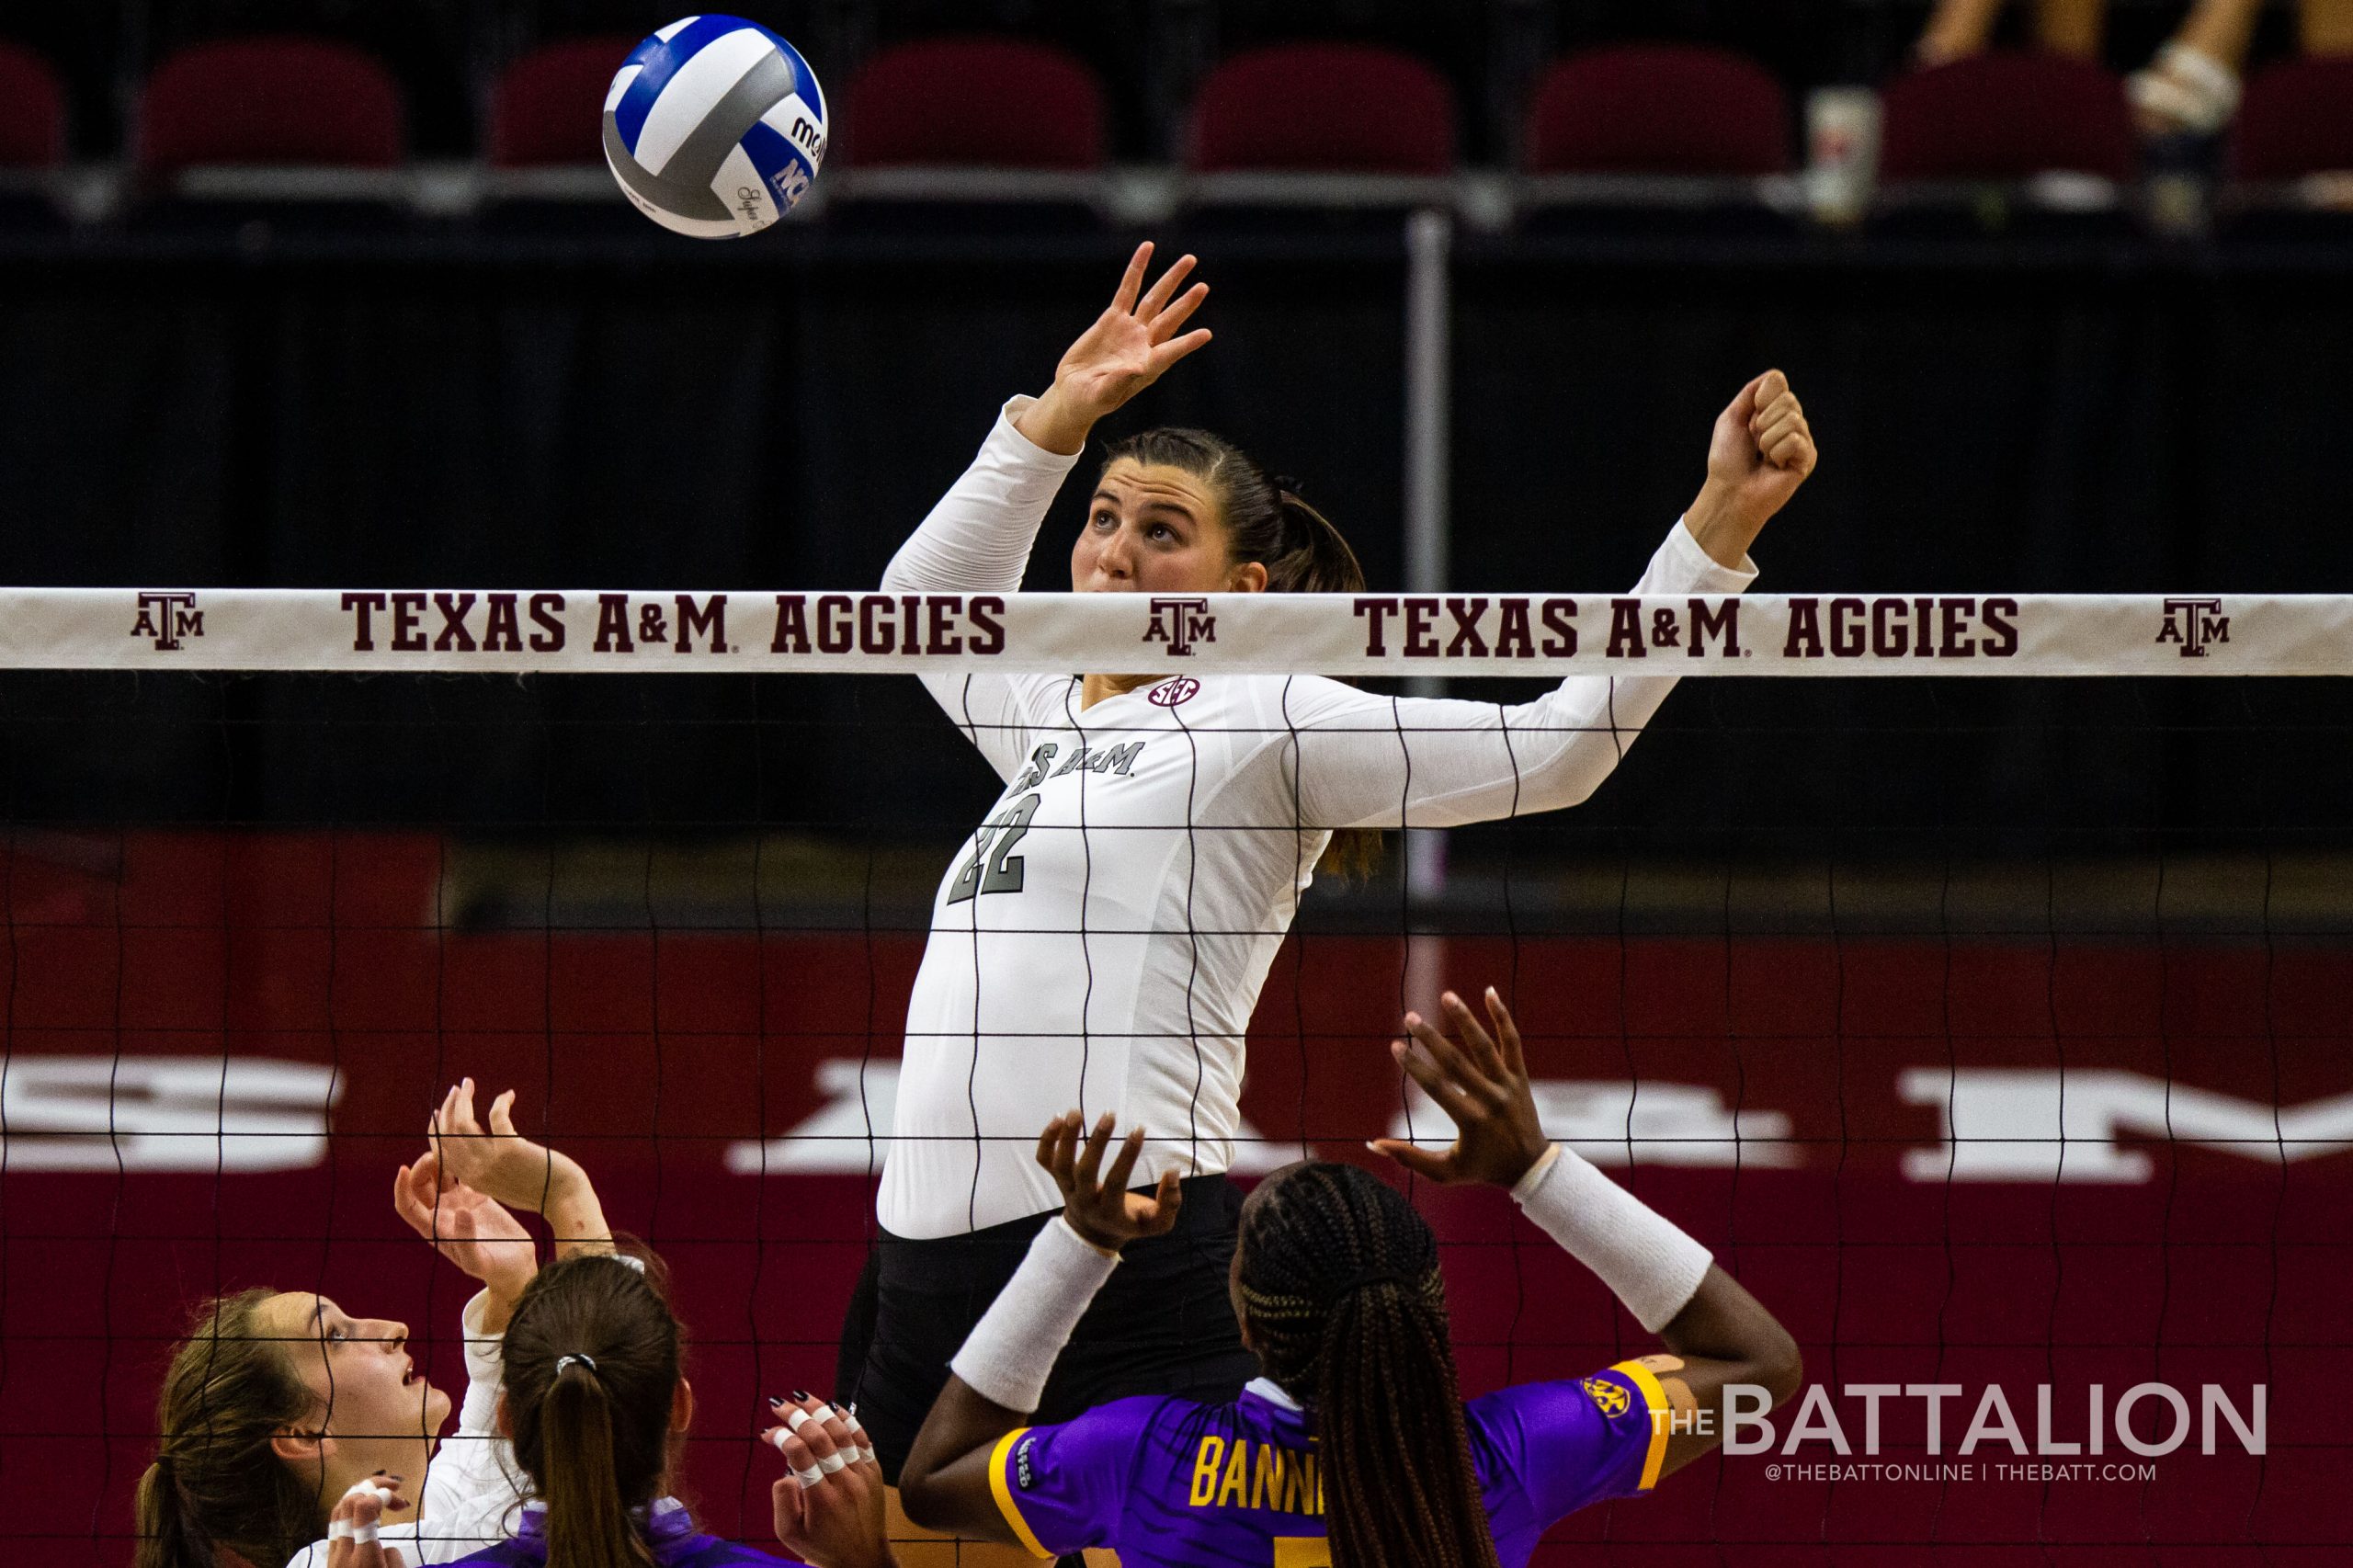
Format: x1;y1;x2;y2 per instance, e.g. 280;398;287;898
604;16;826;238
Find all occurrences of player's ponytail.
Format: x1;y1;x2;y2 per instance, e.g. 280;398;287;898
1237;1165;1502;1568
1265;483;1367;597
1101;430;1381;877
140;1290;322;1568
541;1360;636;1568
502;1248;682;1568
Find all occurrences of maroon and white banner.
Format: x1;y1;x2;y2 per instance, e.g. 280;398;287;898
0;585;2337;674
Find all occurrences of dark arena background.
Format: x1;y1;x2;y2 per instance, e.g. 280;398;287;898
5;4;2353;1566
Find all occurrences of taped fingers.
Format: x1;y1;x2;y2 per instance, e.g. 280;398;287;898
767;1426;829;1489
831;1400;879;1466
327;1479;401;1549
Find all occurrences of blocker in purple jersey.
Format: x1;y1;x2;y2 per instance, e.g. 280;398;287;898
984;1367;1671;1566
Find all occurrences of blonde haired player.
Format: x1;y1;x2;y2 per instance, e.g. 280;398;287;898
838;243;1815;1563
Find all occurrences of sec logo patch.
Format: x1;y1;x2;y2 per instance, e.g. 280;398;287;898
1148;676;1200;708
1582;1377;1631;1418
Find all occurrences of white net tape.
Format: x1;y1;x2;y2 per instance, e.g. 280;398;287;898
21;586;2341;675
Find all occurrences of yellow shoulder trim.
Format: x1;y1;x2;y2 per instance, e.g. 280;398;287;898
1608;1361;1672;1492
986;1427;1054;1560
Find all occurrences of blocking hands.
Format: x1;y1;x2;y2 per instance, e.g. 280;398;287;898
766;1395;892;1568
1038;1110;1184;1254
1369;987;1553;1189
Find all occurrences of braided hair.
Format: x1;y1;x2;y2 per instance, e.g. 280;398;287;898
1236;1164;1502;1568
1098;428;1379;880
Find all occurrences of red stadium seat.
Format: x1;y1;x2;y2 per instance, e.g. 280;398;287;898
1878;51;2133;183
843;37;1106;168
1189;43;1454;174
0;42;66;167
490;36;636;167
137;36;404;175
2232;58;2353;180
1526;44;1790;176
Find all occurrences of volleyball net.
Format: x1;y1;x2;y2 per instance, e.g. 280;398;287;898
5;584;2350;1564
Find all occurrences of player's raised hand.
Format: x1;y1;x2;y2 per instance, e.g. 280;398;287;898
1684;369;1817;568
1370;987;1552;1189
324;1474;409;1568
392;1154;537;1302
1017;242;1211;455
1037;1110;1183;1253
428;1079;566;1212
767;1394;892;1568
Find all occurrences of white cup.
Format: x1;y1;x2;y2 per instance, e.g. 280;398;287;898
1806;86;1882;224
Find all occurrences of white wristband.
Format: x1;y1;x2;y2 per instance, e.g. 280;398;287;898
1512;1143;1712;1334
947;1216;1120;1414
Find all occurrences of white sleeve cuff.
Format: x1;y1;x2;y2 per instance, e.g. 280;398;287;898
1665;513;1760;591
947;1217;1120;1414
1513;1142;1713;1335
989;395;1087;473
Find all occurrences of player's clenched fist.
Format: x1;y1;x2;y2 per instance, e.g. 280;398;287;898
1734;369;1815;479
1685;369;1818;570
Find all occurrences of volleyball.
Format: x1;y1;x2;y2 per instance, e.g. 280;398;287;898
602;16;826;239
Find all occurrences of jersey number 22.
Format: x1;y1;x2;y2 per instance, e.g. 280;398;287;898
945;792;1040;903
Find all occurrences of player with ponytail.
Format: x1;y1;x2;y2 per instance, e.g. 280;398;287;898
851;243;1816;1544
896;986;1803;1567
448;1245;895;1568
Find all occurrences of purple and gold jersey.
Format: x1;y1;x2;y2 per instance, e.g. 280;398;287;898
987;1364;1672;1567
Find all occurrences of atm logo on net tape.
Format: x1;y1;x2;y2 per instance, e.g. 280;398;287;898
2156;597;2230;658
131;590;205;652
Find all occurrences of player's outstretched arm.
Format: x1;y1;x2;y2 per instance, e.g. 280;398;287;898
1370;989;1801;1480
1287;371;1816;833
897;1113;1181;1539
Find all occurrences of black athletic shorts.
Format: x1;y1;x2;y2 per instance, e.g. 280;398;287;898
836;1174;1258;1483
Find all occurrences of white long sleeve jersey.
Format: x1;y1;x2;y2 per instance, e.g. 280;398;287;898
877;399;1756;1238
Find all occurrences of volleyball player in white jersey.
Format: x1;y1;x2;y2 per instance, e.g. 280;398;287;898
839;244;1818;1507
138;1083;612;1568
